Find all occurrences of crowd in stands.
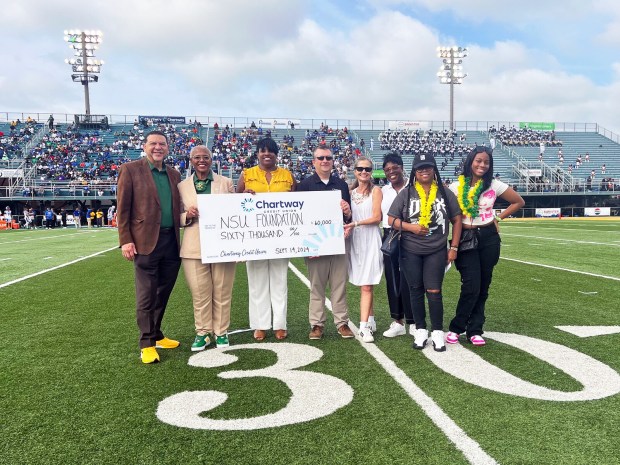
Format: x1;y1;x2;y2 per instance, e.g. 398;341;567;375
29;126;130;183
210;124;261;176
25;122;203;184
0;119;40;160
211;123;358;181
492;125;563;147
378;128;476;178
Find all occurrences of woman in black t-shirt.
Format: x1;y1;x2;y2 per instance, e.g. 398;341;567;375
388;153;462;352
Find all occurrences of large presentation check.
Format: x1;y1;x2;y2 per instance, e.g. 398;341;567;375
197;191;345;263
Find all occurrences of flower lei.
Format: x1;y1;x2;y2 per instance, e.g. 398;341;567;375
414;181;438;228
457;175;484;218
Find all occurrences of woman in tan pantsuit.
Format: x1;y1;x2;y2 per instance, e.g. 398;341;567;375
179;145;237;351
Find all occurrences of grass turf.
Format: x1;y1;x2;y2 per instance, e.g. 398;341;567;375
1;220;619;464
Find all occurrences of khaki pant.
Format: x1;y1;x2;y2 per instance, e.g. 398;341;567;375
305;247;350;329
183;258;236;336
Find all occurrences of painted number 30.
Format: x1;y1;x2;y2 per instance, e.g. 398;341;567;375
157;331;620;430
157;343;354;430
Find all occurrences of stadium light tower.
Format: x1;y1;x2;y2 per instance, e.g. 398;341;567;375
64;30;104;115
437;46;468;131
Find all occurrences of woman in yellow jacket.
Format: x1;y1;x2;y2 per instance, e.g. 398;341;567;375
236;137;296;341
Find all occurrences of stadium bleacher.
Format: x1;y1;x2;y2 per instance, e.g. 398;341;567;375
1;118;619;204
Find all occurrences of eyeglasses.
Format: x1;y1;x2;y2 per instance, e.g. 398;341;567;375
315;156;333;161
355;166;373;173
192;157;211;161
415;166;434;172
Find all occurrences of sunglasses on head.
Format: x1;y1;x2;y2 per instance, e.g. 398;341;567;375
355;166;373;173
473;146;493;156
315;156;333;161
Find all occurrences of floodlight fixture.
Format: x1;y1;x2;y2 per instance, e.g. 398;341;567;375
64;30;104;115
436;46;468;131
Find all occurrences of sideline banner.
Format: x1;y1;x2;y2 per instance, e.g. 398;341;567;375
388;120;429;130
519;122;556;130
257;118;300;129
535;208;561;217
197;191;345;263
584;207;610;216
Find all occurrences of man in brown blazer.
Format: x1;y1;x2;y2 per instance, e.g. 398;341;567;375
117;130;182;364
179;145;236;351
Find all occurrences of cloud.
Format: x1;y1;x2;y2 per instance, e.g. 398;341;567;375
1;1;620;135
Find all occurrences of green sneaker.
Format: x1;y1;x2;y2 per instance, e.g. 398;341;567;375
216;333;230;348
191;334;211;352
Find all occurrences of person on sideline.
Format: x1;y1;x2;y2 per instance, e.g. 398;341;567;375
44;207;54;229
117;130;182;364
380;153;415;338
236;137;296;341
73;207;82;228
343;157;383;343
388;153;462;352
297;145;356;340
446;146;524;346
179;146;237;351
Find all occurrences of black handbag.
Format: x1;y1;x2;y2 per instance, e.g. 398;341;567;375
381;227;400;258
381;188;409;258
458;228;479;252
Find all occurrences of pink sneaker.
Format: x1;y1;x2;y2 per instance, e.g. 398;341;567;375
445;331;460;344
469;335;486;346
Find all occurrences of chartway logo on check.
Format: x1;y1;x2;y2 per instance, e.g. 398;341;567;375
254;199;305;210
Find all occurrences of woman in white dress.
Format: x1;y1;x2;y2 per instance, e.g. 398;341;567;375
344;156;383;343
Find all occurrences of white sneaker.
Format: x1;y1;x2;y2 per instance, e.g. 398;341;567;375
408;324;417;336
368;320;377;332
383;321;406;337
413;328;428;350
432;330;446;352
358;327;375;343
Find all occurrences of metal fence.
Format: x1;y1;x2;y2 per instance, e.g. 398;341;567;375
1;112;615;140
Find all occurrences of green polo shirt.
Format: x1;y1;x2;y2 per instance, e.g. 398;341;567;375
194;171;214;195
148;160;174;229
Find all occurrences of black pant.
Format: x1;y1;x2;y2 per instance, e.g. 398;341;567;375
449;226;501;337
400;247;447;331
133;230;181;349
382;229;414;324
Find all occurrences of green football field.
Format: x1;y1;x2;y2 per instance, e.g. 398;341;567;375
1;219;619;465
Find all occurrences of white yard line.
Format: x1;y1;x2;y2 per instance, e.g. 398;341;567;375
500;257;620;281
0;230;109;246
0;246;118;289
502;233;620;247
288;262;498;465
506;226;613;233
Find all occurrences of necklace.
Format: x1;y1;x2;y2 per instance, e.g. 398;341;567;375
414;181;437;228
194;174;209;193
457;175;484;218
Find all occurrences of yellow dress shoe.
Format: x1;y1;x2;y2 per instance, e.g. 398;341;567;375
141;346;160;364
156;337;180;349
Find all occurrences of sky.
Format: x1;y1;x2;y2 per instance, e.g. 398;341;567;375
1;0;620;134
